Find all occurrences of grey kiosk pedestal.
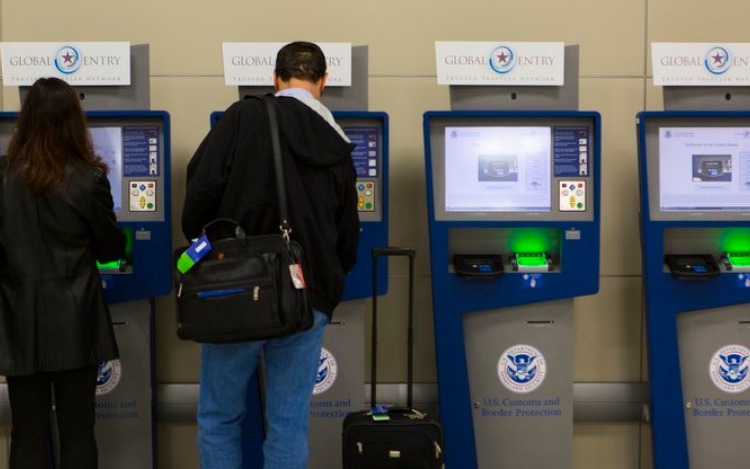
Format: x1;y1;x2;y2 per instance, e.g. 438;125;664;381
19;44;162;469
451;45;580;469
665;88;750;469
96;300;155;468
239;46;383;469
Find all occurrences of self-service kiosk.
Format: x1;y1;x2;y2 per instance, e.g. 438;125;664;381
424;110;600;468
423;46;601;468
0;45;171;469
212;45;390;469
638;110;750;469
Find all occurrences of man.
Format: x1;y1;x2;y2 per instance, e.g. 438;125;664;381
182;41;360;469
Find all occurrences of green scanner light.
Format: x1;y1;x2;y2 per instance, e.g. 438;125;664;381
96;228;134;274
721;229;750;253
514;252;548;267
727;252;750;267
97;259;123;270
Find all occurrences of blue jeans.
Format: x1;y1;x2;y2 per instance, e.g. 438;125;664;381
197;309;328;469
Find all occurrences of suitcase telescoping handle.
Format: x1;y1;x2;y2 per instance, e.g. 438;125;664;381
371;246;416;409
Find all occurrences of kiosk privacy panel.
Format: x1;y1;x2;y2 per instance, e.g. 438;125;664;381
638;111;750;469
424;110;601;469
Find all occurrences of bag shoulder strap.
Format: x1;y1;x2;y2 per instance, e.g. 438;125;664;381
262;95;292;238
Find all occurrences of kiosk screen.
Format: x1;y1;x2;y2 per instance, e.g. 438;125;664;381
642;115;750;220
445;126;552;213
90;127;125;212
659;127;750;212
426;114;596;221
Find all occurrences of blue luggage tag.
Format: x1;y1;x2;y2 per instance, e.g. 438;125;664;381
177;235;212;273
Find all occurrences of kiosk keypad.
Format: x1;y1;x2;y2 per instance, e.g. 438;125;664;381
356;180;376;212
559;180;586;211
129;181;157;212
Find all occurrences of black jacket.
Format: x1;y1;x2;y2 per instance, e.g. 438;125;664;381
0;159;125;376
182;95;360;316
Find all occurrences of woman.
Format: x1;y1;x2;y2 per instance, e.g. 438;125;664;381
0;77;125;468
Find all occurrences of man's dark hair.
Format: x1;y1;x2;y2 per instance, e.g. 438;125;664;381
275;41;327;83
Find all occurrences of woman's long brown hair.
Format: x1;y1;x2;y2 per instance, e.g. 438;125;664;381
6;77;107;196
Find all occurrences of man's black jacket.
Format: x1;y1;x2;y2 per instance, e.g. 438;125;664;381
182;95;360;317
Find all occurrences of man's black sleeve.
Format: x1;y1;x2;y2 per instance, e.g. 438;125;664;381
181;103;240;240
336;162;360;273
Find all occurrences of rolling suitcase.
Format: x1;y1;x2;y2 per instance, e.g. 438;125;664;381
342;247;445;468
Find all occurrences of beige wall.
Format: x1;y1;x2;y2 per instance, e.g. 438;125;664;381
2;0;746;467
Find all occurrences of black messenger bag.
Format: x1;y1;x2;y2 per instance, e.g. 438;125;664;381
174;219;313;343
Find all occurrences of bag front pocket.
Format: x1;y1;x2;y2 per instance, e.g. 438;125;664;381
178;278;282;339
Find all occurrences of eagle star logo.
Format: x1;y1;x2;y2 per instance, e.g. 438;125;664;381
96;359;122;396
498;344;546;393
313;347;338;395
709;345;750;393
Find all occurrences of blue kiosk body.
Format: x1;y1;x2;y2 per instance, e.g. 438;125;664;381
86;111;173;303
0;110;172;469
209;109;389;468
334;111;390;301
638;111;750;469
424;110;601;468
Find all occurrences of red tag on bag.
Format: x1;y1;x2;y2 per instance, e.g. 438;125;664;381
289;264;306;289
